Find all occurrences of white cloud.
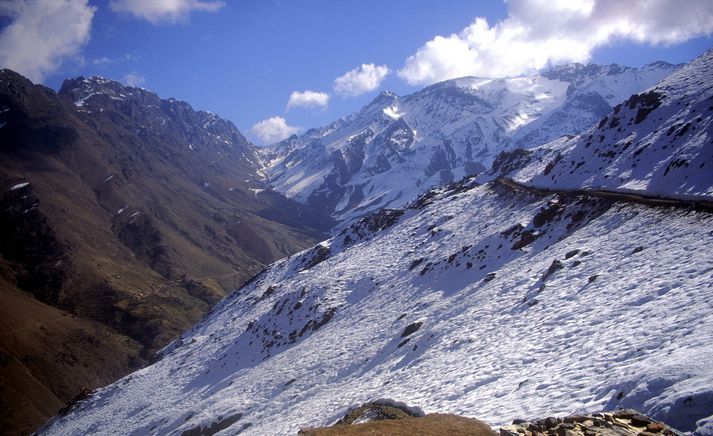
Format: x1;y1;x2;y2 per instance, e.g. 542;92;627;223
286;90;330;110
92;56;113;66
0;0;95;83
122;72;146;87
110;0;225;24
92;53;139;66
399;0;713;85
334;63;390;96
250;116;300;144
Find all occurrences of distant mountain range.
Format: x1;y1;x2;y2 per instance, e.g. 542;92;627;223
263;61;679;222
41;51;713;435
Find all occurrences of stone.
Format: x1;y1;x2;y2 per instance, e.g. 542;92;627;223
646;422;665;432
563;415;588;424
629;414;653;426
543;416;560;427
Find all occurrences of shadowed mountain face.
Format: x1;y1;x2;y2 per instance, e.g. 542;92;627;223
0;70;333;434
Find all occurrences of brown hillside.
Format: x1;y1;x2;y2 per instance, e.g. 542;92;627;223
0;69;333;434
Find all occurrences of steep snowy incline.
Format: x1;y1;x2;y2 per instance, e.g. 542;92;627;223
263;62;678;222
492;49;713;201
41;179;713;436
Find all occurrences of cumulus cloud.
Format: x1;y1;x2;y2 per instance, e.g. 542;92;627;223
286;90;330;110
0;0;95;83
250;116;300;144
334;63;390;96
399;0;713;85
110;0;225;24
122;72;146;87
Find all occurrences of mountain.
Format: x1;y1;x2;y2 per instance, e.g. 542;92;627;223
486;56;713;200
0;71;332;434
41;51;713;435
263;62;679;223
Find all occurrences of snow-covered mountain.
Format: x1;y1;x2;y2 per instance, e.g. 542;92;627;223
41;51;713;435
263;61;679;223
485;56;713;201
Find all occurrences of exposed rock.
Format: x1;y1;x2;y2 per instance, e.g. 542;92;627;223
491;148;533;177
511;229;541;250
501;409;681;436
625;90;663;124
181;412;244;436
301;244;331;271
542;260;565;281
401;321;423;338
483;272;497;283
533;201;564;227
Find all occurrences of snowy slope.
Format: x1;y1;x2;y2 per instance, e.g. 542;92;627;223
41;179;713;436
41;52;713;436
491;51;713;201
263;62;678;222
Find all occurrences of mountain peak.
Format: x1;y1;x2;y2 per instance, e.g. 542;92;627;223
367;90;399;107
58;75;152;108
541;62;633;82
643;60;677;70
0;68;32;83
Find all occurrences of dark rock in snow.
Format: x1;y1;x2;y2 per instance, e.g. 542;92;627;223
401;322;423;338
542;260;564;281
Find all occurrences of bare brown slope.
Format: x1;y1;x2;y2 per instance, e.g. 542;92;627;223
0;70;333;434
299;414;497;436
0;281;142;436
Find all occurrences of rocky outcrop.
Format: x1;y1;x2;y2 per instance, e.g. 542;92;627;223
500;409;682;436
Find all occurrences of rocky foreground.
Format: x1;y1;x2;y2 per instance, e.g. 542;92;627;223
500;409;682;436
298;402;682;436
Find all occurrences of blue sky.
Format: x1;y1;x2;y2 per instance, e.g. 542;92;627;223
1;0;712;144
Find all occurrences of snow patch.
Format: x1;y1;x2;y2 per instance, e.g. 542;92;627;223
10;182;29;191
383;106;403;120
